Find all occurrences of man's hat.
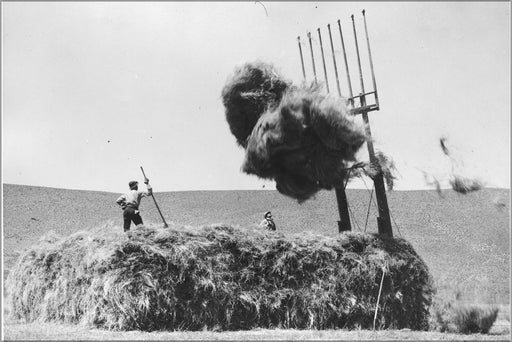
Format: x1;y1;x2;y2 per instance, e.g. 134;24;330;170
264;211;272;218
129;181;138;190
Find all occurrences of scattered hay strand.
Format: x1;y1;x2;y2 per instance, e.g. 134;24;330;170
375;151;399;191
492;194;507;211
421;170;444;197
439;136;450;156
7;224;434;331
352;151;399;191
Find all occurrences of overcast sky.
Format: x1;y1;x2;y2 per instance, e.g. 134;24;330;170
2;2;510;193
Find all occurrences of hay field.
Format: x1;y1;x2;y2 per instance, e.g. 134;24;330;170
2;183;510;339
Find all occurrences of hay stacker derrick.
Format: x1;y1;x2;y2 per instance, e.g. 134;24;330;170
297;10;393;237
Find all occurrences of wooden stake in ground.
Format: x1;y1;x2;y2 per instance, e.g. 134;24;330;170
373;267;386;330
140;166;169;228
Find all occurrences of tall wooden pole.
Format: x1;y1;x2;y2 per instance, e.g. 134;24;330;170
338;19;355;107
363;9;379;108
327;24;342;97
140;166;169;228
297;36;307;81
321;27;352;233
351;13;392;237
299;31;352;233
317;28;330;93
307;32;318;84
327;23;354;232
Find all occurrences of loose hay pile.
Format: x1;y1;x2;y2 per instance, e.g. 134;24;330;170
7;224;434;331
222;62;368;202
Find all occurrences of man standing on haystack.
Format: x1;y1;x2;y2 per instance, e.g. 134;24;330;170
116;177;152;232
260;211;276;231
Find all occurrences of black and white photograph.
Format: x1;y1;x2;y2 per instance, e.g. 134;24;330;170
1;1;510;340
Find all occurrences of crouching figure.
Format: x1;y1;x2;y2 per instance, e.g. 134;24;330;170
260;211;276;231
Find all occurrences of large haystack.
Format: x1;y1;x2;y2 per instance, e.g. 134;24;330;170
7;224;434;331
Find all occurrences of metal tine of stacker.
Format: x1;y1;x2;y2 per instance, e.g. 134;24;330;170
351;14;366;108
317;27;330;93
307;31;318;84
297;36;307;81
337;19;354;107
327;24;342;97
362;9;379;108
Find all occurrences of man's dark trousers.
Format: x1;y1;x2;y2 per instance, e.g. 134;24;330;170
123;207;143;232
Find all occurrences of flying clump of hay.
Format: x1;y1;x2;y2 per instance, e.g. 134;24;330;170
420;137;485;196
7;224;434;331
440;137;484;194
221;61;290;147
448;175;483;194
222;62;367;202
243;84;367;201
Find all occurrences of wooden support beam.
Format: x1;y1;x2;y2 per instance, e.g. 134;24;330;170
352;13;393;237
350;104;379;115
335;187;352;232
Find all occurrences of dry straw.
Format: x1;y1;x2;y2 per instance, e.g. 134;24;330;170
449;175;483;194
222;61;368;202
452;305;499;334
221;61;289;148
7;223;434;331
243;83;367;202
351;151;399;191
439;137;484;195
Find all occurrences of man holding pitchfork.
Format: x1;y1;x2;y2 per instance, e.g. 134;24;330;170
116;177;152;232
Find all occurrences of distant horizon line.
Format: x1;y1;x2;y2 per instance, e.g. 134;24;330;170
2;182;510;194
